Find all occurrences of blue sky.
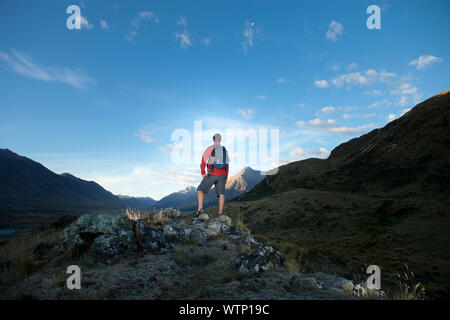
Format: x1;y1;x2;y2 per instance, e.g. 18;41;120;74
0;0;449;199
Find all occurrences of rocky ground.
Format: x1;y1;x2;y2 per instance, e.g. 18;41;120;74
0;209;379;300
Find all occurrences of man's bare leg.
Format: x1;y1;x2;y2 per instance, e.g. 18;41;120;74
218;194;225;215
197;191;204;212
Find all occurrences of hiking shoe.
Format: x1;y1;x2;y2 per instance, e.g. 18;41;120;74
195;208;204;217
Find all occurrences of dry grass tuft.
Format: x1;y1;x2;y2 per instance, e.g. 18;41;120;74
393;264;426;300
125;208;170;226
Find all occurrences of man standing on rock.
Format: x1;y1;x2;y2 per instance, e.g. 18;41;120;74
196;133;229;216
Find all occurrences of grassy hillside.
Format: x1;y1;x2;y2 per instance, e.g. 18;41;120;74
224;92;450;299
222;189;449;298
238;91;450;202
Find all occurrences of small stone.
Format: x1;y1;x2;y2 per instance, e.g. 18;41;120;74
198;213;209;222
336;279;354;293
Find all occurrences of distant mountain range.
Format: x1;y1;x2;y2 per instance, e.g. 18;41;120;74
117;195;158;209
157;167;265;211
0;148;264;223
0;149;123;213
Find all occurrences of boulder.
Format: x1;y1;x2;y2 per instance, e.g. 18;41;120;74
335;279;355;293
206;222;229;238
235;244;284;273
163;225;191;242
63;213;136;261
135;219;172;253
198;213;209;222
159;208;182;219
215;215;232;226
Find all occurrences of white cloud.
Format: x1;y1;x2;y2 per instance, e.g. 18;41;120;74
343;112;376;120
92;164;202;199
367;98;392;109
135;129;157;143
331;61;340;71
127;11;159;41
176;16;187;26
277;77;291;84
289;147;330;160
241;21;255;54
131;11;159;28
175;30;192;48
391;82;422;106
409;55;442;70
337;105;358;112
331;69;397;88
314;79;329;88
364;89;383;96
0;50;94;89
387;114;396;121
158;141;184;154
326;20;343;41
297;102;306;108
297;118;336;128
289;147;305;157
346;62;358;71
256;95;267;100
81;16;93;29
100;19;109;30
296;116;374;135
236;108;256;120
125;30;138;42
317;106;336;115
201;38;211;46
327;124;374;134
351;71;422;109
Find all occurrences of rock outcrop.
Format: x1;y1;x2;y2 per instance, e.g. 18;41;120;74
62;213;171;261
0;209;364;300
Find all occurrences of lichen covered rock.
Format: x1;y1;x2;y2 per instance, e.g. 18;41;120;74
215;215;232;226
63;213;136;261
235;243;284;273
163;225;191;242
134;220;172;253
159;208;182;219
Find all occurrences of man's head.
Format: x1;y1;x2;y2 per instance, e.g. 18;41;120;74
213;133;222;143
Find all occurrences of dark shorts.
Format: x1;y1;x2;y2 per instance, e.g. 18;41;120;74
197;174;226;197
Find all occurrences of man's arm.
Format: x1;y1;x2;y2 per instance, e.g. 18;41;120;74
200;157;206;176
200;145;212;177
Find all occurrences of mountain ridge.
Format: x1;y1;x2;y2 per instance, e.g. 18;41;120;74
238;91;450;202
